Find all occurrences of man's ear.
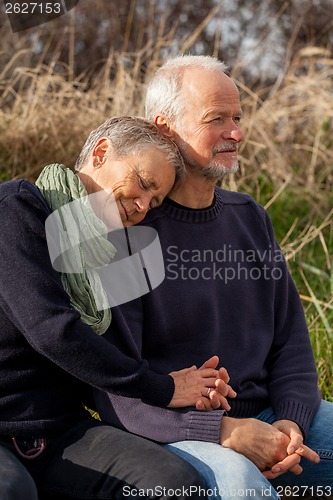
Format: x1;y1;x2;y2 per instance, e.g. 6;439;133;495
92;138;110;167
154;115;174;138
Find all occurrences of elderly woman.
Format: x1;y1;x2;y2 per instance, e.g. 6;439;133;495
0;116;233;500
35;116;185;336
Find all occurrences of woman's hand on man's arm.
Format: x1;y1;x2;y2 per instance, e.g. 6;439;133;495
168;355;236;411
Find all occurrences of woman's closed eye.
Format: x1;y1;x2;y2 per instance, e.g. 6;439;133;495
138;177;151;190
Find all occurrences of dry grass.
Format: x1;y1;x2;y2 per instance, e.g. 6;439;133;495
1;41;332;194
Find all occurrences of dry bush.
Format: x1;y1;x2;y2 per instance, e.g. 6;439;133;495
1;43;333;191
232;47;333;201
0;4;213;180
1;0;332;196
0;52;146;180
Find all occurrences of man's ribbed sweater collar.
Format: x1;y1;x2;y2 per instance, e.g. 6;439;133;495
157;188;224;223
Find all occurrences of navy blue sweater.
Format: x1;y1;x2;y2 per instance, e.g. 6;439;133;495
0;180;174;437
95;187;321;442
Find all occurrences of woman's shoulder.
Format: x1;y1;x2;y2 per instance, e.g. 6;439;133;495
0;179;49;212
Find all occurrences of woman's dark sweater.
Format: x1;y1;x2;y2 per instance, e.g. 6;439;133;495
0;179;174;437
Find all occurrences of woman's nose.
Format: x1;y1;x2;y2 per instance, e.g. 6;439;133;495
134;196;151;214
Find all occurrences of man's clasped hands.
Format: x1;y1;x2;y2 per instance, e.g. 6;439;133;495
168;355;320;480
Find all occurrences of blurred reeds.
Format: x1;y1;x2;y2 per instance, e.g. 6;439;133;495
0;17;332;399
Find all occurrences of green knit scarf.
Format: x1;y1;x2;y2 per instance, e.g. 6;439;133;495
36;163;116;335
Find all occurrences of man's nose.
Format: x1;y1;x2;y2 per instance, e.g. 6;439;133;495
221;120;243;142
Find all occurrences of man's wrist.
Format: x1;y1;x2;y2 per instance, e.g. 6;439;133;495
219;416;242;448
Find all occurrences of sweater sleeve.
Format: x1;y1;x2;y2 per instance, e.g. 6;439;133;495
0;182;174;407
92;275;225;444
262;208;321;436
95;390;224;444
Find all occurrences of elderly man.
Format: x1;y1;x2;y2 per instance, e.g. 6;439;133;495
95;58;333;499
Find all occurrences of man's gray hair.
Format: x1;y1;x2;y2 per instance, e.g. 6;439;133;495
145;55;228;124
75;115;185;182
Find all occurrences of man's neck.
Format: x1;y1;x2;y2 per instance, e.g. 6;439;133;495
168;174;216;209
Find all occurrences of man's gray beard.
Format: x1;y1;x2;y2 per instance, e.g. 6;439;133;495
200;160;239;181
177;139;239;181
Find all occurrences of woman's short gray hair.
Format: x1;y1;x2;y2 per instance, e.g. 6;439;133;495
75;116;185;182
145;55;228;125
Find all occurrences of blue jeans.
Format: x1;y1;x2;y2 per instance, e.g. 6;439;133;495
165;400;333;500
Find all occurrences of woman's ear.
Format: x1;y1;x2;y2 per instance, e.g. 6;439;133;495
92;138;111;167
154;115;174;138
